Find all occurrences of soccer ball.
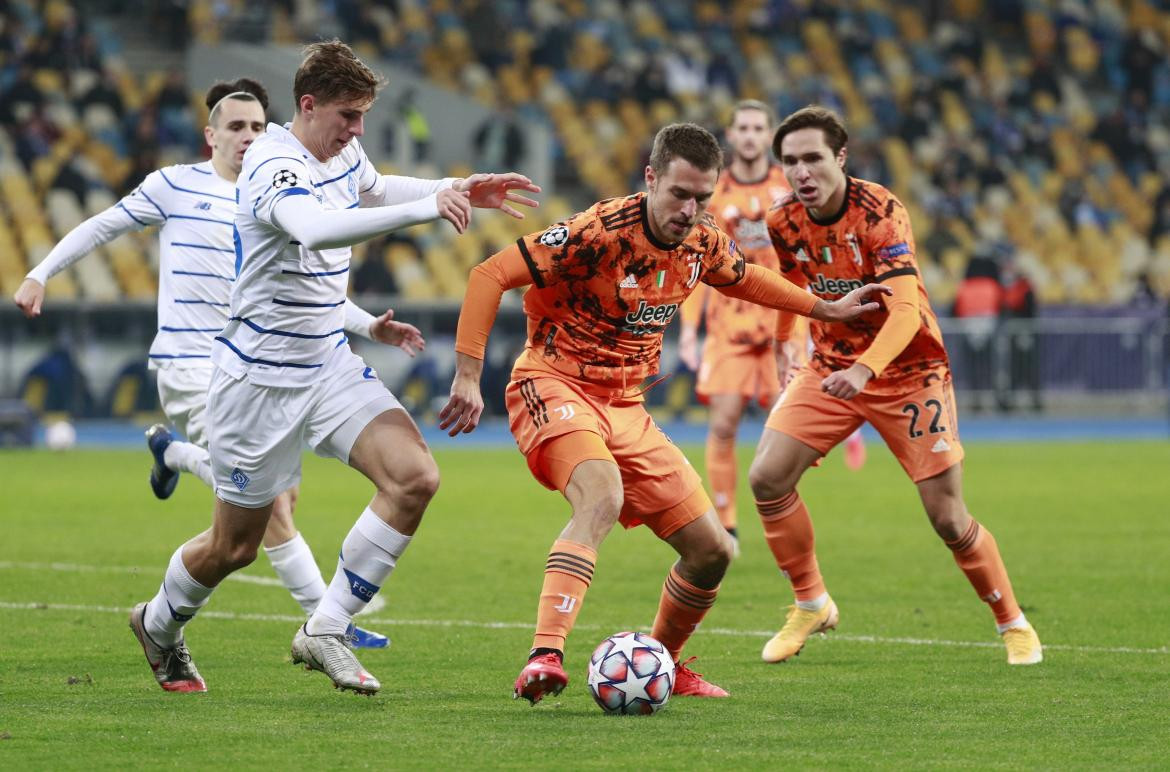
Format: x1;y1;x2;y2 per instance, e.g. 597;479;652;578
45;420;77;450
586;632;675;715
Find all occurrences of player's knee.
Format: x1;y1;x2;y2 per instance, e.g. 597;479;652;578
748;459;791;501
388;456;440;509
926;505;968;542
577;488;623;525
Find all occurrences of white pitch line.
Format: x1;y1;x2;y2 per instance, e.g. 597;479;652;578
0;600;1166;657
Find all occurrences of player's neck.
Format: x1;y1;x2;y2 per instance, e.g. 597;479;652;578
728;155;769;184
808;176;849;222
209;155;239;184
290;116;330;162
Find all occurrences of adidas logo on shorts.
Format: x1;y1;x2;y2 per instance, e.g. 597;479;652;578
619;274;638;289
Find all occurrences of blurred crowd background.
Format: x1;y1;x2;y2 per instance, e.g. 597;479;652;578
1;0;1167;435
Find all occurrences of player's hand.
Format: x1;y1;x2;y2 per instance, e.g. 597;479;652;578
775;340;800;388
454;173;541;219
367;308;425;356
821;363;873;400
13;278;45;318
437;188;472;234
815;283;891;322
438;372;484;436
678;325;700;371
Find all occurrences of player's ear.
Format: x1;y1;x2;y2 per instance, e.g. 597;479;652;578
203;124;215;150
298;93;315;116
836;146;848;170
644;165;656;191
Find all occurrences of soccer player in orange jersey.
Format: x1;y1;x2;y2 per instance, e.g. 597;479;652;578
749;106;1043;666
678;100;802;551
439;123;889;705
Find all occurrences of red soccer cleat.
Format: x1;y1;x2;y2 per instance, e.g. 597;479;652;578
672;656;729;698
513;652;568;705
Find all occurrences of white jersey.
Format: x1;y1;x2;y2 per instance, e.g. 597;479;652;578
29;161;237;369
217;122;448;387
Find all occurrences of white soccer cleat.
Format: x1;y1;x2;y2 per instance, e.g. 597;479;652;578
291;624;381;695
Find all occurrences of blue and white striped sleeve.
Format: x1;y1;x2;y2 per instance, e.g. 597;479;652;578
247;152;313;227
118;169;171;227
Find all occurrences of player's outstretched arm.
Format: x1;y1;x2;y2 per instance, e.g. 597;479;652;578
13;205;142;317
810;283;890;323
439;243;535;436
452;173;541;219
273;190;471;248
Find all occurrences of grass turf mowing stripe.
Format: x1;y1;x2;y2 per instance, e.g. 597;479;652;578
3;599;1167;657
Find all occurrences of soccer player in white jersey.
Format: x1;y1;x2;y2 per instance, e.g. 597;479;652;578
12;78;403;649
121;40;540;695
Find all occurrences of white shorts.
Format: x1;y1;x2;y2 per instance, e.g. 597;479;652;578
207;348;402;508
155;365;214;447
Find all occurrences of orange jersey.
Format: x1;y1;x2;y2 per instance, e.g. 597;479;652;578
513;192;746;393
689;165;792;349
767;177;949;395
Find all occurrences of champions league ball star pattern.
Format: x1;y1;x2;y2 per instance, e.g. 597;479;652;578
586;632;675;715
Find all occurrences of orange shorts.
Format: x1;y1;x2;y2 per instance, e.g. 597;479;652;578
764;368;965;482
505;373;710;539
696;343;779;407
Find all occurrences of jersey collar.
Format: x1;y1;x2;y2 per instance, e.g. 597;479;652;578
807;176;853;227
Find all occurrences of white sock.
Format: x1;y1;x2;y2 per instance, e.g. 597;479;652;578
143;545;214;646
796;592;829;612
264;532;327;615
307;508;410;636
996;613;1029;634
163;440;214;489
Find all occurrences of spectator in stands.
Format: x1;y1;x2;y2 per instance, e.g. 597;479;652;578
474;104;526;171
952;246;1003;412
999;256;1041;412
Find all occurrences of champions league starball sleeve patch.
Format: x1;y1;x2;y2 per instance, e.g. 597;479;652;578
539;224;569;247
272;169;299;189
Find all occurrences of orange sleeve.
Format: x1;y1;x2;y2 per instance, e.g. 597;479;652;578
716;263;818;317
774;310;797;342
454;243;533;360
679;281;706;329
855;273;920;377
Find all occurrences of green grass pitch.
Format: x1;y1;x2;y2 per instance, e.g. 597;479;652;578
1;439;1168;769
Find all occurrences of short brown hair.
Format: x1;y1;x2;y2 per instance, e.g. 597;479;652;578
649;123;724;175
293;40;384;110
772;105;849;159
205;77;268;125
729;99;775;128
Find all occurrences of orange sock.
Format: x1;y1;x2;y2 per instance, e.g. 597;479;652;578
705;435;738;531
757;492;826;601
531;539;597;652
946;519;1022;626
650;565;719;661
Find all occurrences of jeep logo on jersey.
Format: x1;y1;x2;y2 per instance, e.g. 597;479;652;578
808;273;864;296
272;169;299;189
539;224;568;247
624;299;679;327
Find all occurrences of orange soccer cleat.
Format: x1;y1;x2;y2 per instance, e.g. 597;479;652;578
672;657;729;698
513;651;568;705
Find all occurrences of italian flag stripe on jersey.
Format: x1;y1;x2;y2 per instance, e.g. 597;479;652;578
656;270;666;287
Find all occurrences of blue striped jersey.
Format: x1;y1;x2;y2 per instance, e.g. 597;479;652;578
119;161;237;368
216;122;424;387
